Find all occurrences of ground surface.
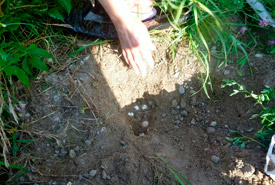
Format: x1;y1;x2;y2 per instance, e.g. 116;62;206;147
14;39;275;185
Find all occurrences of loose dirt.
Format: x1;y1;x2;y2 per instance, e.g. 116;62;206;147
15;40;275;185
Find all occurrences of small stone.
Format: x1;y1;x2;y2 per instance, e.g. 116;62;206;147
128;112;134;117
224;125;228;128
241;164;255;178
133;105;139;111
180;110;188;117
141;104;148;110
170;109;177;115
83;55;91;61
69;149;76;159
207;127;215;134
174;125;180;129
176;105;181;110
78;174;83;180
211;155;220;164
106;175;111;180
74;146;80;152
190;118;196;125
224;70;230;75
85;139;92;146
171;99;178;107
54;117;61;122
180;117;184;121
180;100;187;108
89;170;97;177
19;176;25;182
211;46;217;53
80;60;85;65
139;133;145;137
189;90;196;94
25;113;31;118
53;95;60;102
101;127;106;132
69;64;75;71
161;113;167;118
246;128;253;132
178;86;185;95
210;121;217;127
255;53;263;58
102;170;107;179
191;96;197;105
175;120;180;124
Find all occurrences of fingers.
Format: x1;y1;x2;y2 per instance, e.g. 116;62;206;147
123;49;140;76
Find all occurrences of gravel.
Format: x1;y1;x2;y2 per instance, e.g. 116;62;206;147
178;86;185;95
207;127;216;134
180;100;187;108
171;99;178;107
211;155;220;164
170;109;178;115
69;149;76;159
210;121;217;127
161;113;167;118
89;170;97;177
255;53;263;58
190;118;196;125
180;110;188;117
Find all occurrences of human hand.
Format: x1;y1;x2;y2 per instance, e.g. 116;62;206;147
114;18;155;77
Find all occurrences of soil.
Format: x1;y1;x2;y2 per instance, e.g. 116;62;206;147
14;39;275;185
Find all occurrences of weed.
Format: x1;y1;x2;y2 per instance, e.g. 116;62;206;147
222;80;275;148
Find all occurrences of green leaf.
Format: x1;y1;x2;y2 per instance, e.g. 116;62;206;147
271;48;275;54
22;58;32;75
240;142;246;149
16;139;35;143
58;0;72;15
14;69;30;88
225;137;234;142
48;8;64;22
28;44;52;58
29;56;48;71
0;161;28;172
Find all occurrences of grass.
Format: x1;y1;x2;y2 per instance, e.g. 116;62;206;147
222;80;275;149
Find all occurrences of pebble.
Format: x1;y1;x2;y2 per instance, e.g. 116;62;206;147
246;128;254;132
101;127;106;133
85;139;92;146
190;118;196;125
134;105;139;111
69;149;76;159
19;176;25;182
141;121;149;128
207;127;216;134
224;125;228;128
224;70;230;75
101;170;107;179
189;89;196;94
211;155;220;164
161;113;167;118
176;105;181;110
54;117;61;123
210;121;217;127
191;96;197;105
80;60;85;65
53;95;61;102
170;109;177;115
180;110;188;117
178;86;185;95
139;133;145;137
141;104;148;110
89;170;97;177
255;53;263;58
241;164;255;178
180;100;187;108
69;64;75;71
171;99;178;107
128;112;134;117
25;113;31;118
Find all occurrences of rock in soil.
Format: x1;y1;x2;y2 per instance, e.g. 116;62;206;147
171;99;178;107
210;121;217;127
207;127;216;134
211;155;220;164
69;149;76;159
178;86;185;95
89;170;97;177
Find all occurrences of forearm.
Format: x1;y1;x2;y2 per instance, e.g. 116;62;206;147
98;0;134;26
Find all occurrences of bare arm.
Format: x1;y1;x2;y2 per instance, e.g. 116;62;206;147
98;0;155;76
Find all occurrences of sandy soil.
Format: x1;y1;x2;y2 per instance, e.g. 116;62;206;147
13;40;275;185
